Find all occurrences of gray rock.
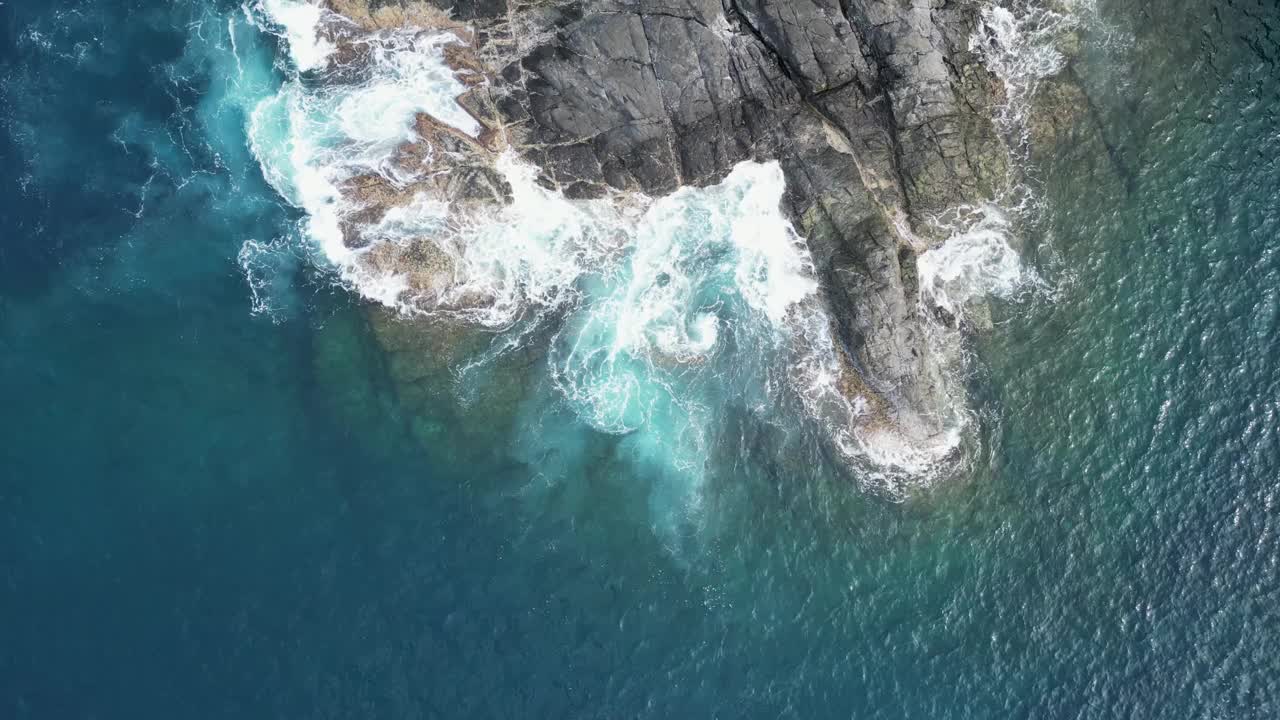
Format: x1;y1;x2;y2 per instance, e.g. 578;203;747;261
336;0;1016;441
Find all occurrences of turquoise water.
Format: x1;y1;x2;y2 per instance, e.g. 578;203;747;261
2;0;1278;717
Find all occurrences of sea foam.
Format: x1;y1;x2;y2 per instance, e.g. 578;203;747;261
249;0;481;308
259;0;335;72
972;0;1094;146
918;206;1035;321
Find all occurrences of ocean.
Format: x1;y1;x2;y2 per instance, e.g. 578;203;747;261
1;0;1277;717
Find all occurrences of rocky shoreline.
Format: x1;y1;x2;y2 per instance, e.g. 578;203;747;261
302;0;1089;468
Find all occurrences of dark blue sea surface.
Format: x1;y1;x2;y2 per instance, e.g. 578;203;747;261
2;0;1278;718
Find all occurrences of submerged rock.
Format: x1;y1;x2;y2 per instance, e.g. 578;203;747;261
364;305;546;461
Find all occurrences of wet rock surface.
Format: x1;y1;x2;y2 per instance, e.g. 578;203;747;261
324;0;1022;443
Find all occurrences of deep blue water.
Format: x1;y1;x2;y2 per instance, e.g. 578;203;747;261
2;1;1278;718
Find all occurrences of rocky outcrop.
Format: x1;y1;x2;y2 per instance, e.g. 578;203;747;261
324;0;1016;444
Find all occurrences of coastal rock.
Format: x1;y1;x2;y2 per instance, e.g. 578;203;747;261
324;0;1019;447
364;306;546;462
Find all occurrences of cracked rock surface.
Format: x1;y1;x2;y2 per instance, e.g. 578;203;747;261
332;0;1014;442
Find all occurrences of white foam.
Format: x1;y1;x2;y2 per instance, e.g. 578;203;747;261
550;162;820;437
238;238;299;321
917;205;1034;320
246;4;488;308
845;424;965;483
727;163;820;326
259;0;335;73
590;162;817;369
423;152;626;327
344;32;483;139
972;1;1092;142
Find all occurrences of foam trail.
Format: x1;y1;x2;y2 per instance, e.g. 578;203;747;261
550;162;821;435
238;238;300;321
347;31;482;139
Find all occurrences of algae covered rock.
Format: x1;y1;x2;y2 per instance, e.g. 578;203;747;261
310;305;413;461
363;306;545;462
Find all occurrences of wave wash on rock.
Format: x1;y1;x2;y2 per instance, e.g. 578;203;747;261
245;0;1069;495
